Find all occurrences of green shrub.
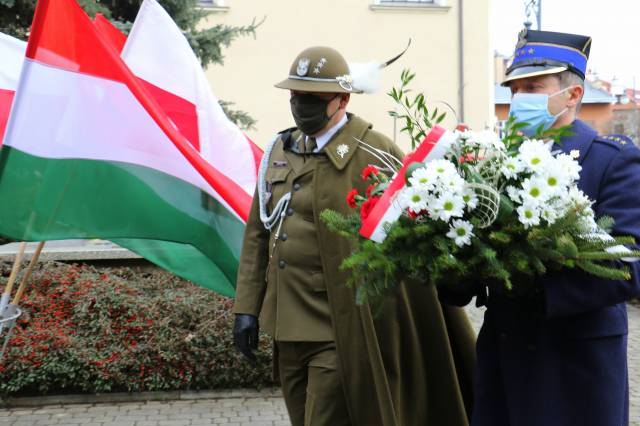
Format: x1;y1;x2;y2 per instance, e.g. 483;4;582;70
0;261;273;397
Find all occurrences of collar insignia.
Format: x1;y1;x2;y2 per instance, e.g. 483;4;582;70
337;144;349;158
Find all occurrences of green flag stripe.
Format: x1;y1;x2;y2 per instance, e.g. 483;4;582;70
0;146;245;296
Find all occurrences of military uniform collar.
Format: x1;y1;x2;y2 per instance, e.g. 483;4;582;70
310;114;348;152
322;113;372;170
553;119;596;164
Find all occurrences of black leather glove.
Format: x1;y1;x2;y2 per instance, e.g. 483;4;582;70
233;314;259;364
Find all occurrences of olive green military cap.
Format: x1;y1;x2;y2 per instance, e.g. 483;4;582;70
275;46;362;94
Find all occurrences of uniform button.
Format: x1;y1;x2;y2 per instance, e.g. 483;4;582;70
286;207;294;216
280;233;288;241
278;260;286;269
293;183;301;191
499;332;508;342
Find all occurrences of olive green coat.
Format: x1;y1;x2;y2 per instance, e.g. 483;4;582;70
234;114;476;426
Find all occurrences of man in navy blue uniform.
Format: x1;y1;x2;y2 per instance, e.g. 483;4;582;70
444;29;640;426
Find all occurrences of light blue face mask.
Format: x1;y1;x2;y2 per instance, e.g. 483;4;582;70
509;87;570;137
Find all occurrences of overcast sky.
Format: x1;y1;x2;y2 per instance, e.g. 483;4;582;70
491;0;640;89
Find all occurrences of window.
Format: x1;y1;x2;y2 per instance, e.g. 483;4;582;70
371;0;449;11
379;0;435;3
378;0;435;4
198;0;226;7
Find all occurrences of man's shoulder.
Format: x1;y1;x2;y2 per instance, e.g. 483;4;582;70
593;133;637;152
588;133;640;168
266;126;300;150
347;114;394;148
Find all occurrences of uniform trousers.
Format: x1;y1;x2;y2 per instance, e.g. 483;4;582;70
276;341;351;426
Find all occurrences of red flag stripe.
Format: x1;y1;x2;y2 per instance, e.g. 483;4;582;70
93;13;127;54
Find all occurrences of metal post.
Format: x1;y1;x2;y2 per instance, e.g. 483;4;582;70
536;0;542;29
524;0;542;30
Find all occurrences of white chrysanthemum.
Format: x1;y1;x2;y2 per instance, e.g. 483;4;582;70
520;177;550;205
401;187;429;213
541;204;559;224
456;129;473;142
538;161;570;193
501;156;525;179
567;186;592;208
433;192;465;222
462;186;479;210
440;173;466;193
463;129;503;150
555;153;582;181
506;185;522;203
518;139;553;171
408;167;435;191
426;159;457;179
475;130;505;150
446;219;475;247
517;202;541;228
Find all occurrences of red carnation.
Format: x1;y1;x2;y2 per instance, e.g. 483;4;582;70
360;196;380;221
408;208;427;219
361;165;380;181
346;188;359;209
366;184;376;197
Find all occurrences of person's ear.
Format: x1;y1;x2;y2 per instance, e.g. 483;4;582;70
566;85;584;108
339;94;350;109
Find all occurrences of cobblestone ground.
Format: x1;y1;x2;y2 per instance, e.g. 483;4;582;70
0;303;638;426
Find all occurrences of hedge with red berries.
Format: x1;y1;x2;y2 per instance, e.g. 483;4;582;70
0;262;273;397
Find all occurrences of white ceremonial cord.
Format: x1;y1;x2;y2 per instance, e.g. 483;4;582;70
353;137;403;172
357;144;397;172
258;135;292;231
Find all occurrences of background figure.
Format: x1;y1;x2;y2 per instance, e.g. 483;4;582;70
443;29;640;426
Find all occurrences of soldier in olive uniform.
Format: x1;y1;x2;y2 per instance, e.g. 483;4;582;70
233;46;476;426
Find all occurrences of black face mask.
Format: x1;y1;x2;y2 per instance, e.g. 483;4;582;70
290;94;339;135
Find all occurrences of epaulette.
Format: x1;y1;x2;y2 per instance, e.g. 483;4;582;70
277;126;298;135
598;133;635;149
274;126;298;149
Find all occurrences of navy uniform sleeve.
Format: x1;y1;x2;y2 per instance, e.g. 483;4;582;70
542;146;640;318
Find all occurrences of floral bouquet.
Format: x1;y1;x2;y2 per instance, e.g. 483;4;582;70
321;71;640;304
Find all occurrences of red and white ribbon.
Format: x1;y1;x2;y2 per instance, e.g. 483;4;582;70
359;125;458;243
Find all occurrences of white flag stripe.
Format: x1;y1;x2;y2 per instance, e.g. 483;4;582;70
123;0;256;195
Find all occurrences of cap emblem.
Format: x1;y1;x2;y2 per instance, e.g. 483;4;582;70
296;58;310;76
516;28;528;49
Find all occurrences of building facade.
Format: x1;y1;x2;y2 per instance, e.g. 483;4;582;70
201;0;493;151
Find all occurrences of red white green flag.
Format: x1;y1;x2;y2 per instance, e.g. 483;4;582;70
0;0;255;296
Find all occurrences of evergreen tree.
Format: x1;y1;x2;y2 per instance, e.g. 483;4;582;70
0;0;258;129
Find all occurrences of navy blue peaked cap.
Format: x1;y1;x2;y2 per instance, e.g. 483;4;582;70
503;29;592;85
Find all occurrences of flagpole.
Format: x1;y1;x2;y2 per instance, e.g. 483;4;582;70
12;241;45;304
0;241;26;314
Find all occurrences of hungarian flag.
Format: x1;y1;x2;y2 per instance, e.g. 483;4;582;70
0;33;26;145
0;0;254;296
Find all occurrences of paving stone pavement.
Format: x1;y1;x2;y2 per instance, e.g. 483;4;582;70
0;303;638;426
